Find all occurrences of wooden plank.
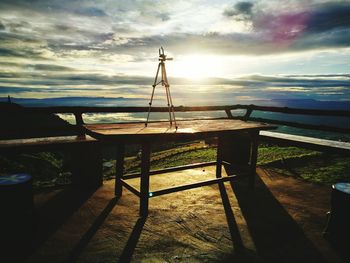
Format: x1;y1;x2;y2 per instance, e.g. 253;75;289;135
115;144;125;198
260;131;350;153
216;137;223;179
0;135;98;153
6;105;350;117
121;180;141;197
123;161;217;180
247;117;350;134
249;131;259;188
140;143;151;217
84;119;274;143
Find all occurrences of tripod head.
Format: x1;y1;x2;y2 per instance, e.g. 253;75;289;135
159;47;173;62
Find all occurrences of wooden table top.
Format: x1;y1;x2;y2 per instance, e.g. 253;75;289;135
84;119;274;143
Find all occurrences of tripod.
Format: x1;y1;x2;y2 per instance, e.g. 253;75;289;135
145;47;178;129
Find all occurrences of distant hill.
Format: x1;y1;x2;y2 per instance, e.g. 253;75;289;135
0;102;76;139
0;96;146;107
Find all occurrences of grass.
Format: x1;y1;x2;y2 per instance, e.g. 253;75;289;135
2;142;349;188
102;142;350;185
263;153;350;184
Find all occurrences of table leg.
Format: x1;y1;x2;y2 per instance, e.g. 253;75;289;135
115;143;125;197
216;136;223;179
140;143;151;217
249;131;259;188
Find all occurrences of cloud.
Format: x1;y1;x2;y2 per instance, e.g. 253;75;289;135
305;2;350;33
75;7;107;17
223;1;254;21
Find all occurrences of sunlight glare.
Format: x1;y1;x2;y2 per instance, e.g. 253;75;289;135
168;54;224;80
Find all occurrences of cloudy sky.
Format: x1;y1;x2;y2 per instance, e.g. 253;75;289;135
0;0;349;101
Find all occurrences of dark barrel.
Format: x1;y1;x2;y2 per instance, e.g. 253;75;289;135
0;174;35;252
324;182;350;241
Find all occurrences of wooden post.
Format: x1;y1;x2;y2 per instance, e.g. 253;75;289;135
216;136;223;179
249;131;259;188
71;142;102;190
115;144;125;198
221;133;251;170
140;143;151;217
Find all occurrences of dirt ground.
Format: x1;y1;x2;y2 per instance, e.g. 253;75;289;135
12;166;347;262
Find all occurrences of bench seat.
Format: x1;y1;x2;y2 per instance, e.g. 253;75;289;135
260;131;350;154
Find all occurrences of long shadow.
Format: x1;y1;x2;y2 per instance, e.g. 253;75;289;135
118;216;147;263
217;182;244;251
8;186;95;262
226;167;326;262
67;197;119;262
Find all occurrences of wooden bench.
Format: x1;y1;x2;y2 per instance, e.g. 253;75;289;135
0;135;103;189
260;131;350;154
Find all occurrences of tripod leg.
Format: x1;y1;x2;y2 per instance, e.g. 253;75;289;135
145;63;161;127
163;66;177;129
162;63;173;125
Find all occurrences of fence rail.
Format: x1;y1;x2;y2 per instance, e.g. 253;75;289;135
5;104;349;134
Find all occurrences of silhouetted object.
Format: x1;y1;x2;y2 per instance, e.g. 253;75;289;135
324;183;350;245
145;47;178;129
7;95;11;103
0;102;76;139
0;174;35;257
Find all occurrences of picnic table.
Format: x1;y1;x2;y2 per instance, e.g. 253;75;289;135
84;119;274;217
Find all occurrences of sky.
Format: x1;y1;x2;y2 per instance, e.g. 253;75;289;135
0;0;349;102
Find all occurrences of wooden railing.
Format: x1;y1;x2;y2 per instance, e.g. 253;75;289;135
8;104;349;134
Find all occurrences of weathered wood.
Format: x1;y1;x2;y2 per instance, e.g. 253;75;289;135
0;135;98;153
84;119;274;143
6;105;350;117
249;131;259;188
140;143;151;217
85;120;270;216
248;117;350;134
221;133;251;169
115;144;125;197
2;104;349;137
70;143;103;190
0;135;102;190
216;137;223;179
260;131;350;154
121;180;141;197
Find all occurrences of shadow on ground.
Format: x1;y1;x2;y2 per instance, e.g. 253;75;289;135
4;166;347;262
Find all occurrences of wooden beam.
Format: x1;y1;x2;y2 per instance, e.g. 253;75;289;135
6;105;348;117
123;161;217;180
260;131;350;154
247;117;350;134
115;144;125;198
121;180;140;197
140;143;151;217
149;175;239;198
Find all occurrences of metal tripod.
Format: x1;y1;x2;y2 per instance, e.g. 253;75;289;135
145;47;178;129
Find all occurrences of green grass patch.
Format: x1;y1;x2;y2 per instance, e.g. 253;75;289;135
263;153;350;185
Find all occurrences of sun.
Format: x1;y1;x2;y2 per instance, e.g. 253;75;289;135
168;54;223;80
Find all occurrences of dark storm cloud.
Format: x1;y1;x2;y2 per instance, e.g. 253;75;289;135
223;1;253;19
292;28;350;50
221;1;350;52
306;2;350;33
0;21;5;30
